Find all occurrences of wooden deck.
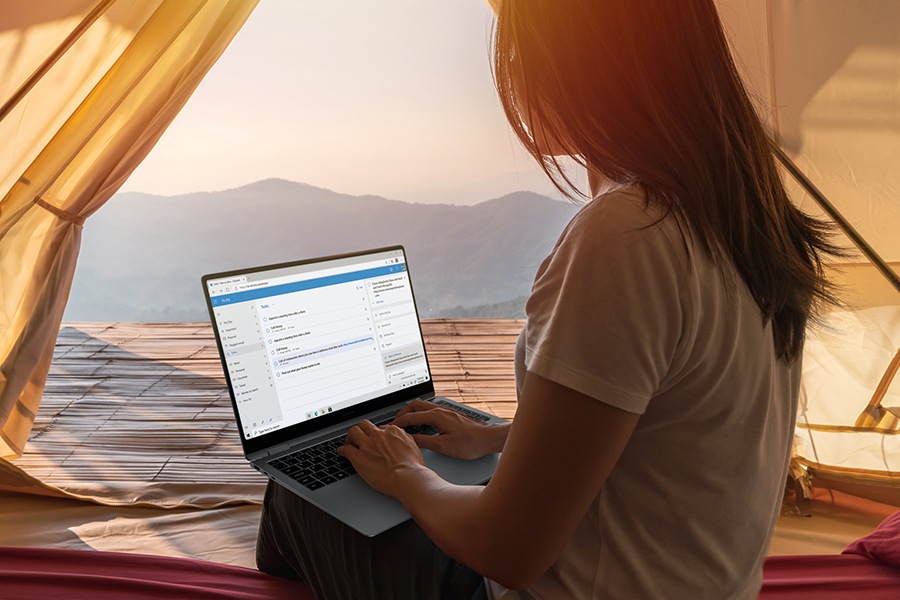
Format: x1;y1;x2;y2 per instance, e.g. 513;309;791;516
10;319;521;504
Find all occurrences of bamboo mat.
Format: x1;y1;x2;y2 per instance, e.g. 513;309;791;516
4;319;521;507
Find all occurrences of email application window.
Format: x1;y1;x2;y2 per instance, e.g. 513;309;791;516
209;251;429;439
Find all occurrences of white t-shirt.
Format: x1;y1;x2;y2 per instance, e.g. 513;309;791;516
489;186;799;599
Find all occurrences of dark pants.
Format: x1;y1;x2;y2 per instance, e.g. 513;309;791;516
256;481;488;600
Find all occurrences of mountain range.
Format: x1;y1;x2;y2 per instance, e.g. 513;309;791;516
64;179;580;321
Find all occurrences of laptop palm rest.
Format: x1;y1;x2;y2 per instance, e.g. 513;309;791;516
267;449;500;537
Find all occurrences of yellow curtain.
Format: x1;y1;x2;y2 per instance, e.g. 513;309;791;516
0;0;258;459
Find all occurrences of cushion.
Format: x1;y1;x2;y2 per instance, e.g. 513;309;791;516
843;510;900;568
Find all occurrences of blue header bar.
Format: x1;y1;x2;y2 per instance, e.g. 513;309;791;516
210;264;406;307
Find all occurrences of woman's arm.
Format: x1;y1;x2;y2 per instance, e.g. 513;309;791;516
339;370;640;590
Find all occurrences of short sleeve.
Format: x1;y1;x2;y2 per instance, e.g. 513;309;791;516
524;189;689;414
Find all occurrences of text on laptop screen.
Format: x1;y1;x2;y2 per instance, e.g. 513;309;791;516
207;249;429;439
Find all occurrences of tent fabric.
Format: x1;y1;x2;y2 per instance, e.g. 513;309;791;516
0;0;259;459
717;1;900;264
795;306;900;488
715;2;900;498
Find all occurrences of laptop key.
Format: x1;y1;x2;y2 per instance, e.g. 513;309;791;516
404;424;439;436
273;414;443;492
435;399;491;422
272;433;364;490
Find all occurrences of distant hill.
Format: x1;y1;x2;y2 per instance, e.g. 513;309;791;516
64;179;579;321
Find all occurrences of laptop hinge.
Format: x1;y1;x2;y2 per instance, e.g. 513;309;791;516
416;392;436;402
247;450;268;461
249;440;292;462
269;441;293;456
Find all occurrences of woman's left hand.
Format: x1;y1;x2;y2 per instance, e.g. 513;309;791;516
337;419;427;498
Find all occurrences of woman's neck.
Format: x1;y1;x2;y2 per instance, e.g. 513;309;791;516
587;167;617;199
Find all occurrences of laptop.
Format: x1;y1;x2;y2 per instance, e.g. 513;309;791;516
201;245;506;536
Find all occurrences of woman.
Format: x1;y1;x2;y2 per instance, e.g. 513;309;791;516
257;1;844;598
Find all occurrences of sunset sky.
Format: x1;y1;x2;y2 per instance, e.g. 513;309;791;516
121;1;556;205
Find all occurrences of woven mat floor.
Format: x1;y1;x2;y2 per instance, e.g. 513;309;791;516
6;319;521;505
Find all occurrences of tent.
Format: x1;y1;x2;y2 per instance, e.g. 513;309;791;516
1;0;899;514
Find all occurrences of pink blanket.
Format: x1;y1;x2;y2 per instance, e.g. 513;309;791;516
5;542;900;599
0;546;313;599
760;554;900;599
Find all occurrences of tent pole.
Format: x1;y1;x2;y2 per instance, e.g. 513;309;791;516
769;139;900;298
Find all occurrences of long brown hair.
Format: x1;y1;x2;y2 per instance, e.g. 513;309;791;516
492;0;845;362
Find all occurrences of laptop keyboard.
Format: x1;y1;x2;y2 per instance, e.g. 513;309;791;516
434;399;491;422
270;403;491;491
268;417;440;491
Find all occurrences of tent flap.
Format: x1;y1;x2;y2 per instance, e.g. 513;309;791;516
0;0;258;459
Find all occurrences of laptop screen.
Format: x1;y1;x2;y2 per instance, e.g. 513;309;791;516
205;247;431;441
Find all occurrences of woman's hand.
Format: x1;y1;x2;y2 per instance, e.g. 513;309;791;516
337;419;427;498
393;400;509;460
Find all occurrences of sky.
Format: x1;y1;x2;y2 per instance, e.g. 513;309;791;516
120;0;558;205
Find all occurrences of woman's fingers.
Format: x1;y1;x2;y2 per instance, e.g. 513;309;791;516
395;399;437;418
335;443;356;458
345;419;376;446
393;409;441;429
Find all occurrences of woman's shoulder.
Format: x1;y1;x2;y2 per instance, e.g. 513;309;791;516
576;184;670;229
562;184;685;256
